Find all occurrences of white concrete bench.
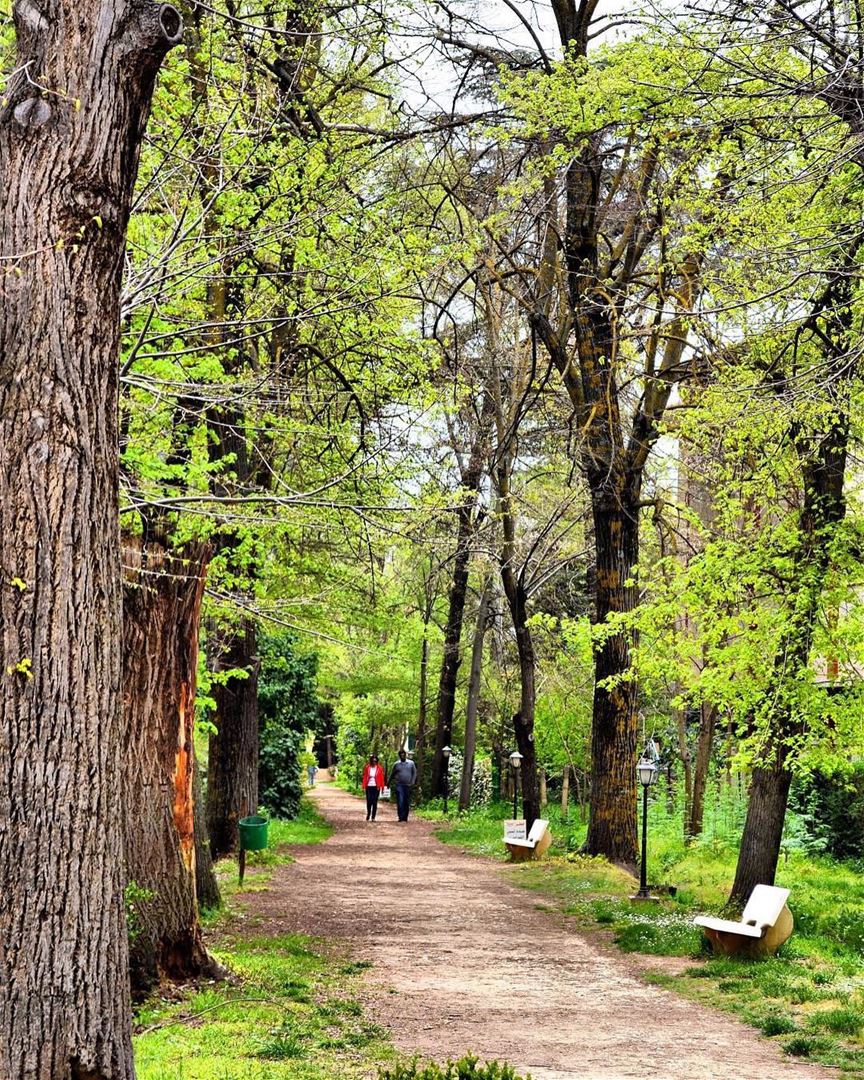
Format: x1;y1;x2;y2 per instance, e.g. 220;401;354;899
694;884;793;957
505;818;551;862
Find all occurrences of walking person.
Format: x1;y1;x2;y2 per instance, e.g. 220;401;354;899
362;754;385;821
307;763;318;787
388;749;417;822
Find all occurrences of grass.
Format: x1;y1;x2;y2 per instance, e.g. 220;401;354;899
136;797;370;1078
134;933;396;1079
434;790;864;1077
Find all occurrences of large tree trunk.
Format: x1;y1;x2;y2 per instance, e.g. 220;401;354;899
583;491;640;867
729;761;793;906
0;5;182;1076
497;444;539;828
459;584;490;812
123;537;217;996
207;619;260;858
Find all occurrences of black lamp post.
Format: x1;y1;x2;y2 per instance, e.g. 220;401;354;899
509;750;523;819
633;753;658;900
442;745;451;815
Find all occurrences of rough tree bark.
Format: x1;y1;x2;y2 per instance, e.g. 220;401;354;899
0;3;182;1076
123;537;218;997
582;485;641;865
206;619;260;857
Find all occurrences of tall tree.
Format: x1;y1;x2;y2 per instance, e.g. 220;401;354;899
207;619;260;856
429;402;493;796
0;0;182;1074
123;537;220;995
459;581;491;811
730;271;854;902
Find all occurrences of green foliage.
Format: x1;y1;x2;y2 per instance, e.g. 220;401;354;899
379;1056;527;1080
790;767;864;861
258;632;323;818
124;882;155;945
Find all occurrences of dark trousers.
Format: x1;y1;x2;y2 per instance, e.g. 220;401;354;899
395;782;411;821
365;786;380;820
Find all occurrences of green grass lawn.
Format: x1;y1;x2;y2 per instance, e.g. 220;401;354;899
434;796;864;1078
135;799;387;1079
135;933;397;1080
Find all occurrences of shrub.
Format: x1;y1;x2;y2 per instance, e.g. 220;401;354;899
472;757;493;807
258;631;323;817
790;767;864;860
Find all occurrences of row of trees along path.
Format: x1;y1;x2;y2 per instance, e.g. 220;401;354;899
236;782;832;1080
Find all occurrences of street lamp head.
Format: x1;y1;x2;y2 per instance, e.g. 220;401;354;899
637;757;657;788
509;750;523;770
442;745;452;760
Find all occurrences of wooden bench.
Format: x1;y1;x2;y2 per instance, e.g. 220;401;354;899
694;884;793;958
505;818;551;862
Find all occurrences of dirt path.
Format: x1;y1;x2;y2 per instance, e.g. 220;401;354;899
239;782;833;1080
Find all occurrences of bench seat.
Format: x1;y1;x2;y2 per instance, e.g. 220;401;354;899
692;916;764;938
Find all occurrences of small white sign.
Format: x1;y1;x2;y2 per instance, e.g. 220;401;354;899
504;819;527;841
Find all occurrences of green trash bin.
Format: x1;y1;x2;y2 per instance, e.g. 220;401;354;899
238;814;269;852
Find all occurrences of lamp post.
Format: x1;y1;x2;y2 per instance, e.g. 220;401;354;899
633;753;658;901
442;745;452;815
509;750;523;819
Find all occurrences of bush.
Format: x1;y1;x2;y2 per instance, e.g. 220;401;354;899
472;757;493;807
258;631;323;818
790;767;864;860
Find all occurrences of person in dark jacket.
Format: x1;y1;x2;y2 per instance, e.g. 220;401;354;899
362;754;385;821
388;750;417;822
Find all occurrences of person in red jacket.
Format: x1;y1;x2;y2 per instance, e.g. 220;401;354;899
362;754;385;821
